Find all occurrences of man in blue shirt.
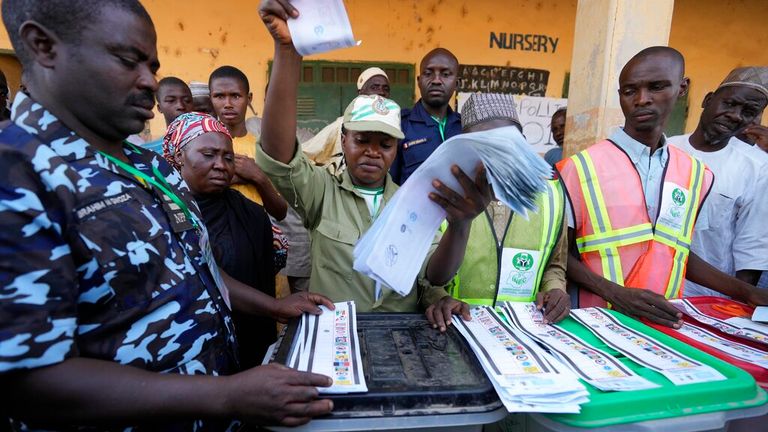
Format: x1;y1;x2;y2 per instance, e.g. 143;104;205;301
390;48;462;184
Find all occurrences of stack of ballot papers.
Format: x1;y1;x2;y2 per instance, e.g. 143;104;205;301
454;306;589;413
672;298;768;345
499;302;659;392
287;301;368;394
571;308;726;385
354;126;552;297
287;0;359;56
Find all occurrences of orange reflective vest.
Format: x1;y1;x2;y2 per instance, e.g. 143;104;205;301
557;140;713;308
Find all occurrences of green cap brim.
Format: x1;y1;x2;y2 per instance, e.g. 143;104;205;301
343;120;405;140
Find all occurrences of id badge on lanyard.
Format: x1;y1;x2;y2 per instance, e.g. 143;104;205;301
498;247;541;300
657;181;690;232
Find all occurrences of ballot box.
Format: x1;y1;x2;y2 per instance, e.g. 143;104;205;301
524;309;768;432
647;296;768;390
268;313;507;431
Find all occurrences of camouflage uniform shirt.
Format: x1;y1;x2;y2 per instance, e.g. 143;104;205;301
0;94;238;429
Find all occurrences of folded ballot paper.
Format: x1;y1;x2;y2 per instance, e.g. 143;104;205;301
454;306;589;413
287;0;359;56
287;301;368;394
354;126;552;297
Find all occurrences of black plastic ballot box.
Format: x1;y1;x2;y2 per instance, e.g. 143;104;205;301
268;313;506;431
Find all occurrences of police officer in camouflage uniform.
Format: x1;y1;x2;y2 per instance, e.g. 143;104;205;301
0;0;334;429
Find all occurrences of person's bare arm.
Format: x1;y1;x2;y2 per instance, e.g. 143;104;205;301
233;154;288;220
1;358;332;427
222;268;333;323
259;0;302;164
687;252;768;305
565;228;683;327
424;164;492;331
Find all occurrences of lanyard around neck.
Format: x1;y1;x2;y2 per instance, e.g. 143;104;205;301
97;148;198;230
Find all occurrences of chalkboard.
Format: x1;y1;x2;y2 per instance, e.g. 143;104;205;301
457;64;550;97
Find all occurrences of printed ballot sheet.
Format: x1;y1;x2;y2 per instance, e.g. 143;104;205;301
500;302;658;392
455;306;589;413
288;301;367;394
286;0;358;56
671;299;768;345
571;308;726;386
676;322;768;369
354;126;551;297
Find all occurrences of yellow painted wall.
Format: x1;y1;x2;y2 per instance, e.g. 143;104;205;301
670;0;768;129
0;0;765;138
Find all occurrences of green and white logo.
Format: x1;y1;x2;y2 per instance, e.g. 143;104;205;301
672;188;686;206
512;252;534;272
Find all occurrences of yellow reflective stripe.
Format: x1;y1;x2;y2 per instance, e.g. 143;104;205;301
573;152;613;233
681;158;705;242
531;180;562;291
598;247;624;285
573;152;627;284
665;249;687;298
576;223;654;253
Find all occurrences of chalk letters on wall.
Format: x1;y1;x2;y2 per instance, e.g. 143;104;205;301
457;64;550;97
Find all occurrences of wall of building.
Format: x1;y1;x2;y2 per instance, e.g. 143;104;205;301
670;0;768;130
0;0;765;139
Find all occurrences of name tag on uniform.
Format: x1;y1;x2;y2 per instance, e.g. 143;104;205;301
499;248;542;300
402;137;427;149
159;192;195;233
198;225;232;310
657;182;690;232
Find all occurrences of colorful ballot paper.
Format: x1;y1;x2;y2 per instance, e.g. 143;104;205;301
455;306;589;413
288;301;367;394
571;308;726;386
354;126;551;296
287;0;358;56
500;302;658;392
671;299;768;345
675;322;768;369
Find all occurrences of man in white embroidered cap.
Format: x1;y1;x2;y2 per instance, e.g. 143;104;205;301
668;66;768;295
257;0;492;331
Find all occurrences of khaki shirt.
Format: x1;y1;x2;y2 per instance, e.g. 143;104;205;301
256;142;450;312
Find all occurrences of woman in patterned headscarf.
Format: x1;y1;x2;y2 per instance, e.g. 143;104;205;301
163;112;282;368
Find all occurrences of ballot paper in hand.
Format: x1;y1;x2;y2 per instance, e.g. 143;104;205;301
287;0;358;56
500;302;659;392
454;306;589;413
287;301;367;394
354;126;552;297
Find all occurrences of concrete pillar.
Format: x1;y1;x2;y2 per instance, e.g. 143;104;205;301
563;0;675;156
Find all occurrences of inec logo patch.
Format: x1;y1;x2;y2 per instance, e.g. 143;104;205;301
672;188;686;206
512;252;534;271
372;97;390;115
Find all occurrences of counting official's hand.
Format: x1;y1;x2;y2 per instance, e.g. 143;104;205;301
227;363;333;426
535;290;571;324
259;0;297;46
608;285;683;328
425;296;471;332
273;292;335;324
428;163;492;226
